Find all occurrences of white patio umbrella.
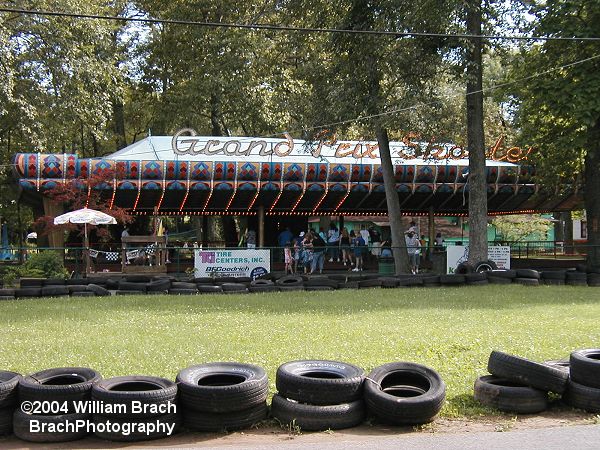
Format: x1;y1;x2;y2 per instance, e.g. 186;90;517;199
53;208;117;272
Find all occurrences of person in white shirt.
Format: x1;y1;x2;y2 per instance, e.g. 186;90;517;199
405;231;421;274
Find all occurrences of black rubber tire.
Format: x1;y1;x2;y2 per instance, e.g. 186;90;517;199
276;275;304;286
489;269;517;279
171;281;196;290
182;402;267;432
305;286;334;291
566;271;587;282
486;276;512;285
44;278;66;286
421;276;440;284
20;278;44;287
278;286;305;291
358;279;382;288
305;278;339;288
147;279;171;292
40;287;70;297
118;281;147;292
543;359;570;374
487;350;568;394
566;280;588;287
221;283;248;292
514;278;539;286
0;371;21;408
249;285;279;293
465;273;487;283
473;375;548;414
72;291;96;297
541;271;566;280
271;394;365;431
397;276;424;287
92;376;177;419
563;379;600;413
276;360;365;405
93;412;180;442
587;274;600;286
570;349;600;389
214;277;237;283
364;362;446;425
168;289;198;295
474;260;498;273
104;278;119;290
197;285;223;294
0;407;12;435
86;284;110;296
440;274;465;285
340;281;359;289
455;263;474;274
12;410;90;442
67;285;88;294
15;287;41;298
194;277;214;284
125;275;152;283
250;279;274;286
542;279;565;286
117;290;145;296
516;269;540;279
19;367;101;412
468;280;489;286
177;362;268;413
66;278;90;286
0;288;15;296
379;277;399;288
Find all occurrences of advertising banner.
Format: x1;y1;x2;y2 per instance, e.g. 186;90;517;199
194;249;270;279
446;246;511;274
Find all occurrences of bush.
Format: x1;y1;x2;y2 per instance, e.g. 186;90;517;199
3;251;69;285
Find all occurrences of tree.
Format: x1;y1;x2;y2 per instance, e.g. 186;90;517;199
508;0;600;266
492;214;552;242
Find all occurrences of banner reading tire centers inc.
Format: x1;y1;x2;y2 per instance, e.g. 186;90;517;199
194;249;271;280
446;246;510;274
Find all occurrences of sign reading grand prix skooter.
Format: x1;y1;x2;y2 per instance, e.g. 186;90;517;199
194;249;270;280
171;128;532;164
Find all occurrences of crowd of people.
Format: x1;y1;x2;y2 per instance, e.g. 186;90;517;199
277;221;446;275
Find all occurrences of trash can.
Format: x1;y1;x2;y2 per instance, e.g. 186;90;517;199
378;256;395;275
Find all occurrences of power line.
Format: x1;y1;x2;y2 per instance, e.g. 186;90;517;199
2;7;600;42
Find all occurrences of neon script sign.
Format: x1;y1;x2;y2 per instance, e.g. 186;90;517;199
172;128;533;163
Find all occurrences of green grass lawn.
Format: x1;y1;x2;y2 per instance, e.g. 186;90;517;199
0;285;598;418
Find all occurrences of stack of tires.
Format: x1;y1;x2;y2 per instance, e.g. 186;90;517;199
168;281;198;295
177;363;269;432
364;362;446;425
565;270;588;287
564;349;600;412
276;276;305;291
271;360;366;431
540;270;566;285
0;371;21;436
513;269;540;286
249;279;278;293
13;367;102;443
474;350;568;414
91;376;180;442
487;270;516;285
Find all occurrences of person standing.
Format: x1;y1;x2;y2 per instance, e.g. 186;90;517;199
327;223;340;262
278;227;293;261
310;232;327;274
352;229;365;271
284;241;293;274
302;230;314;274
405;231;421;274
369;226;382;257
339;228;353;267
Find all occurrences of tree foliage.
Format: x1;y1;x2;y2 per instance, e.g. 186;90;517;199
492;214;552;242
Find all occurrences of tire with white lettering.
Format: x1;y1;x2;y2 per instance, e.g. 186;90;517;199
487;350;568;394
177;362;269;413
474;375;548;414
0;407;12;435
93;412;180;442
182;402;267;432
276;360;365;405
271;395;365;431
19;368;101;413
12;410;90;442
91;376;177;419
364;362;445;425
0;371;21;408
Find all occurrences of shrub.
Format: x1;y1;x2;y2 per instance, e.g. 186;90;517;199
3;251;69;285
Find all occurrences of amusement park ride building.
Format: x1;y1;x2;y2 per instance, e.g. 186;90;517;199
13;134;580;247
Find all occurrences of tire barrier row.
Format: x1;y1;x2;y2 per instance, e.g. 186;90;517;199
3;267;599;301
474;348;600;414
0;359;446;443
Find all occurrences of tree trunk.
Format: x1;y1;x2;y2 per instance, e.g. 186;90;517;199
210;93;224;136
376;125;410;274
585;117;600;267
466;0;488;265
113;98;126;150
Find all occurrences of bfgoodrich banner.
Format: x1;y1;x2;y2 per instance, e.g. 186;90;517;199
194;249;270;279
